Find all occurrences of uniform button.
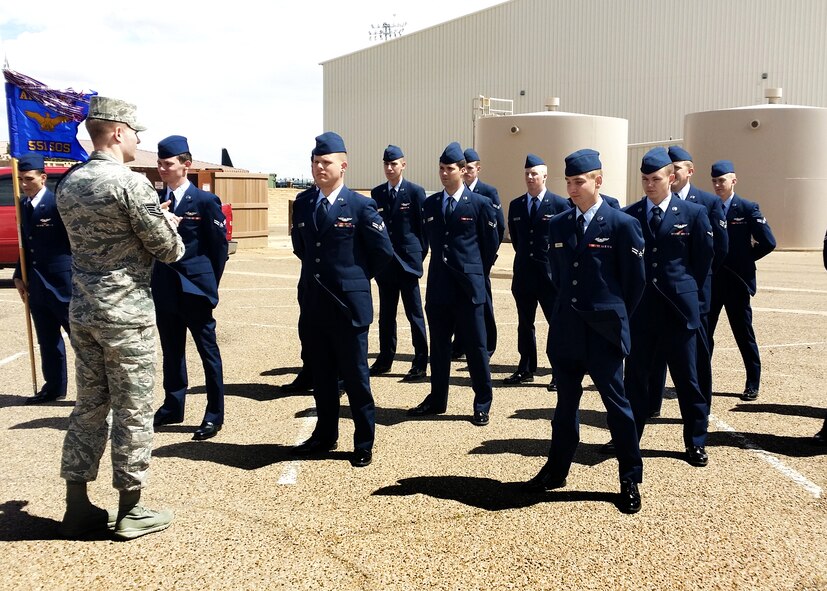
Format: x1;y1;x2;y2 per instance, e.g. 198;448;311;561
314;273;320;278
572;280;578;285
652;247;658;252
443;245;448;250
443;257;447;262
315;242;321;247
445;231;449;236
571;297;577;303
652;262;658;268
573;262;579;267
653;278;658;283
315;258;320;263
529;229;534;234
388;231;393;235
529;240;533;245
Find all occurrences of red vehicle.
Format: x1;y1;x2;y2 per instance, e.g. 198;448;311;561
0;165;69;267
0;166;235;267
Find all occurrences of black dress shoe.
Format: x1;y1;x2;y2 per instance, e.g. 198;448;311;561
813;429;827;446
600;440;616;455
293;438;338;455
547;377;557;392
740;387;759;401
351;449;372;468
686;446;709;467
522;466;566;493
401;367;427;382
450;350;465;360
193;422;222;441
407;400;446;416
649;410;662;418
618;480;641;514
25;390;66;405
471;411;489;426
369;361;392;377
503;371;533;385
153;411;183;427
281;375;313;394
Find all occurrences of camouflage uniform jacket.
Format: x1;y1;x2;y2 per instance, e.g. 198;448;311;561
56;150;185;328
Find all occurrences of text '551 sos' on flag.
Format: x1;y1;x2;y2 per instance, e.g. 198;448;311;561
3;68;96;161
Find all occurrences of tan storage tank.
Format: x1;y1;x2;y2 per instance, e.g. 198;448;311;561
684;100;827;250
473;110;629;238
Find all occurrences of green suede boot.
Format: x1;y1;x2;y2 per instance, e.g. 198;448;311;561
59;482;117;539
113;490;174;541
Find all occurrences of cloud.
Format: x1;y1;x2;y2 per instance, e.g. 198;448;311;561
1;0;505;177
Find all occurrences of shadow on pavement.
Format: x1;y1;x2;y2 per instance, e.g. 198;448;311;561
9;416;69;431
730;403;826;419
372;476;617;511
0;393;74;408
153;441;294;470
469;439;611;467
707;430;827;458
0;500;66;541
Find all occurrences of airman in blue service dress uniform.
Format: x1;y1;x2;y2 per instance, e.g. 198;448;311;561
622;148;714;467
291;132;393;467
13;152;72;404
450;147;503;358
152;135;229;441
708;160;776;401
523;149;645;514
408;142;500;426
647;146;730;417
369;145;429;382
504;154;568;389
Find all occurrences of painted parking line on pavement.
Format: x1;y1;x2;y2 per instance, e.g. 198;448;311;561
753;307;827;317
278;409;317;485
0;351;26;367
710;414;822;499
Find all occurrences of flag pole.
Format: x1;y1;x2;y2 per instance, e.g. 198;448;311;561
10;157;38;395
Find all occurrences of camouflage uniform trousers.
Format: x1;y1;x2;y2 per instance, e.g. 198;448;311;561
60;322;157;491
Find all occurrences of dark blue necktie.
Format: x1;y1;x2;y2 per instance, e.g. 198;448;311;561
389;187;397;206
650;206;662;234
576;215;585;243
530;197;540;220
316;197;329;229
444;197;454;220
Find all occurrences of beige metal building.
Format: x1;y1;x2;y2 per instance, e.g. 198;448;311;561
322;0;827;207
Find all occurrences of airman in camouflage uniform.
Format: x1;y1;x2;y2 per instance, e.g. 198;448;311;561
56;96;185;540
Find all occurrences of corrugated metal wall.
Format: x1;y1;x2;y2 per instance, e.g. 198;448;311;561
324;0;827;192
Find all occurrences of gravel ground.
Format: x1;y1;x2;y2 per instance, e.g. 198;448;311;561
0;189;824;590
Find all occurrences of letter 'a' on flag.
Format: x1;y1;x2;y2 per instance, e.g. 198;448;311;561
3;68;96;162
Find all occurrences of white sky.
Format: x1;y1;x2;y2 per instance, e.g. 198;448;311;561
0;0;506;178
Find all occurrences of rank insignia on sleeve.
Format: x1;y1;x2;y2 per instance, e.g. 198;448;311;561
719;220;727;228
631;247;644;258
371;220;386;232
214;219;226;228
144;202;163;217
758;218;767;224
707;230;713;237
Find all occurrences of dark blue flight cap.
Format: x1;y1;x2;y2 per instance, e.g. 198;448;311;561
463;148;481;163
440;142;465;165
383;145;404;161
711;160;736;177
668;146;693;163
18;152;45;171
640;147;672;174
157;135;190;159
313;132;347;156
524;153;545;168
564;149;601;176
